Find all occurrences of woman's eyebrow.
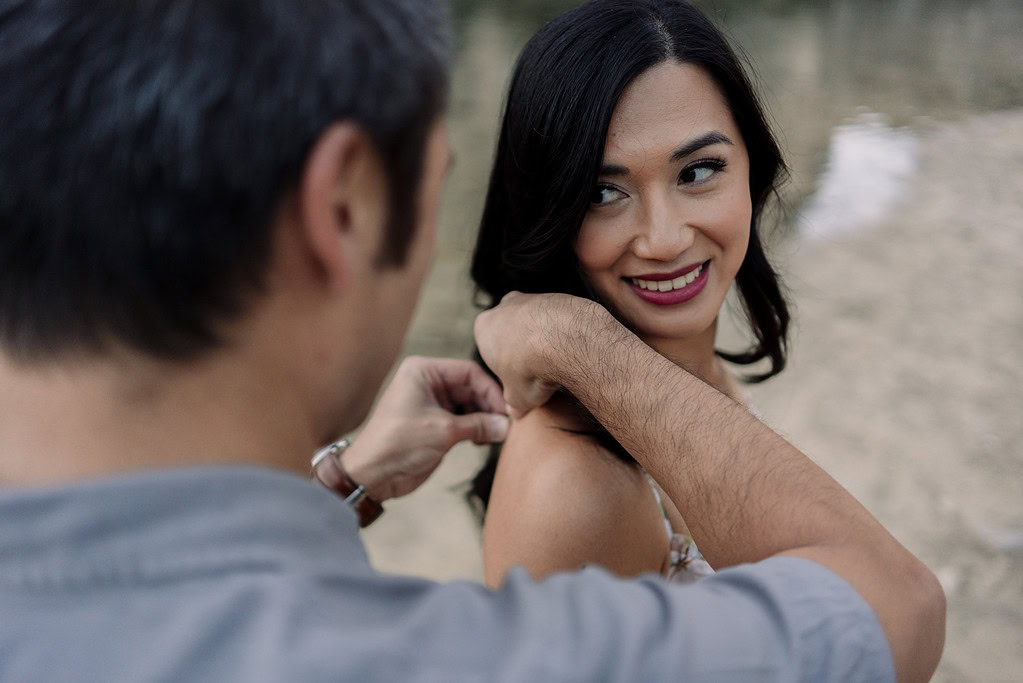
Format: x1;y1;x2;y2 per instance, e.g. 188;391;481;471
598;131;734;177
598;162;630;177
670;131;733;162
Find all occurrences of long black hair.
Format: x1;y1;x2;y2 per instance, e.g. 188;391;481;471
468;0;790;512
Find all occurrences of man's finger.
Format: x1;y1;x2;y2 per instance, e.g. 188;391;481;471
448;413;509;446
445;383;478;407
464;363;506;415
429;358;507;415
503;390;532;421
503;380;556;420
506;403;529;421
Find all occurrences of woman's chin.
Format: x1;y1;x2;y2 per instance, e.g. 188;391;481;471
620;305;718;343
596;295;719;347
631;319;717;347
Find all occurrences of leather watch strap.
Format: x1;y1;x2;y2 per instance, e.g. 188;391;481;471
311;440;384;528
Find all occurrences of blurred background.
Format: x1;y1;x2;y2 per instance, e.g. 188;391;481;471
362;1;1023;680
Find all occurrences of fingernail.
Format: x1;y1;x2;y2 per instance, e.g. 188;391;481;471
488;415;510;442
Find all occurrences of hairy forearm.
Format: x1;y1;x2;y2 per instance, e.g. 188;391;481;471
544;305;828;562
542;303;944;681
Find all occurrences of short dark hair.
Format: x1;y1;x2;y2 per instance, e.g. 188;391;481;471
468;0;790;510
0;0;450;361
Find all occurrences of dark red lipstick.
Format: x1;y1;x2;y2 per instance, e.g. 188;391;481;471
626;260;710;306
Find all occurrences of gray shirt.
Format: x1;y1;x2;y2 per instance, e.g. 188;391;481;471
0;467;894;682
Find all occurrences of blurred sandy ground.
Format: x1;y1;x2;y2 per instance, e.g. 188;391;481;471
745;109;1023;682
362;3;1023;680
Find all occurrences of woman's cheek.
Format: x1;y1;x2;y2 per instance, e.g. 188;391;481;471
704;194;752;270
575;220;629;272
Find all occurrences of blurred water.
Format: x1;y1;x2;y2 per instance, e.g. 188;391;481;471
798;111;920;240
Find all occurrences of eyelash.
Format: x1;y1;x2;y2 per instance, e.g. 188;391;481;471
678;157;727;185
591;157;729;206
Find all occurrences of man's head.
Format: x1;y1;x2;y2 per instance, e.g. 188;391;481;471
0;0;452;439
0;0;450;359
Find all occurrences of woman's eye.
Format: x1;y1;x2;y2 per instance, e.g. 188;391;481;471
679;161;724;185
591;185;624;205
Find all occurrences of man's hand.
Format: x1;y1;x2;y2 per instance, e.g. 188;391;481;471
337;356;509;502
474;292;613;418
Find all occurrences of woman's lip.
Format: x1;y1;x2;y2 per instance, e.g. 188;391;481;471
627;262;709;306
628;262;705;281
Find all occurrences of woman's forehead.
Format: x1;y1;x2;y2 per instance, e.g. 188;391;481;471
603;62;738;164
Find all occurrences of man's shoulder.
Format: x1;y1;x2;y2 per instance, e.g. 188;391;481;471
0;540;894;682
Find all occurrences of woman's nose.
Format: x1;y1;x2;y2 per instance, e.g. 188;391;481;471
632;203;695;261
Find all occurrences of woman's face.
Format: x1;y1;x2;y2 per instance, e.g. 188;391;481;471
575;62;751;345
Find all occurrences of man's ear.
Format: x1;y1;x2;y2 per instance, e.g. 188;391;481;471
296;122;387;293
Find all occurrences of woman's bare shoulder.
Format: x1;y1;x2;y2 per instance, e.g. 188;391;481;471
501;401;624;481
497;400;640;510
482;401;666;586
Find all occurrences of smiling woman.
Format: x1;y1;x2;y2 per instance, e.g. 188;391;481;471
577;63;753;350
467;0;790;586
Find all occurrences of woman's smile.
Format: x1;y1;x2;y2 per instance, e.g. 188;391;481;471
626;260;710;305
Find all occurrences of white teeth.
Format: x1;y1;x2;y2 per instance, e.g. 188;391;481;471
631;263;705;293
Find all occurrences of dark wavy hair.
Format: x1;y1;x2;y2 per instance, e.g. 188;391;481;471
468;0;790;512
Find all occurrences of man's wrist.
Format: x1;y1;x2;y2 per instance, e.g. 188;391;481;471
310;440;385;527
542;297;622;392
338;443;392;502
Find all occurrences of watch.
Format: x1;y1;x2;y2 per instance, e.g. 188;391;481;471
310;439;384;528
